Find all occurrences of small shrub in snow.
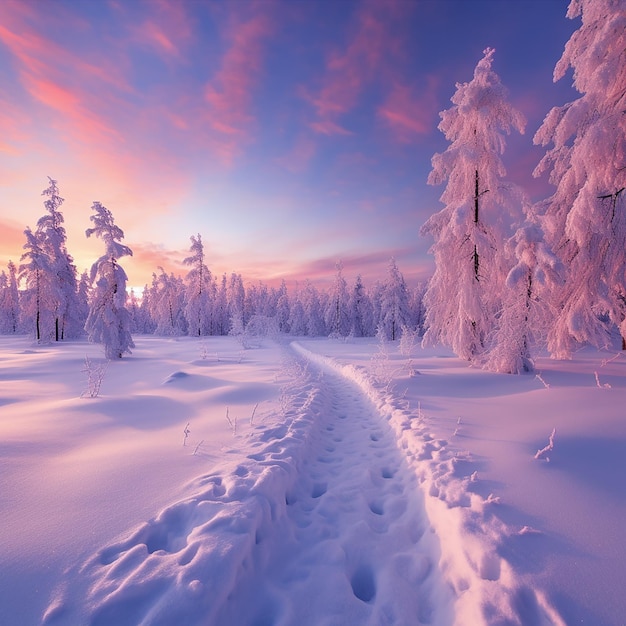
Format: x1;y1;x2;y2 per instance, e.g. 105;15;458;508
534;428;556;461
81;356;108;398
192;440;203;456
370;327;393;388
225;407;237;435
250;402;259;426
594;371;611;389
399;325;418;357
183;422;191;446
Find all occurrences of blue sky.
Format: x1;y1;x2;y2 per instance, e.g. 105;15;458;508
0;0;578;289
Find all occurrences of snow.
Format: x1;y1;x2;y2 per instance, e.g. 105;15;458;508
0;334;624;625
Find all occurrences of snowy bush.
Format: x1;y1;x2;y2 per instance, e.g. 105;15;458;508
80;356;108;398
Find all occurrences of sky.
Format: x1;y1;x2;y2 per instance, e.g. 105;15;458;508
0;0;579;290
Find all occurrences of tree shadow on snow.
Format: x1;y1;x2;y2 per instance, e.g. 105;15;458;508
78;395;192;430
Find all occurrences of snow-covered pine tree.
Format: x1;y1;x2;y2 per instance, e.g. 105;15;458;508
533;0;626;356
302;280;327;337
227;272;246;331
276;279;290;334
288;285;308;336
19;227;54;342
378;258;412;341
214;274;229;335
325;262;351;338
183;234;212;337
349;274;374;337
150;268;187;336
0;261;20;334
421;47;526;362
483;220;564;373
85;201;134;359
36;178;81;340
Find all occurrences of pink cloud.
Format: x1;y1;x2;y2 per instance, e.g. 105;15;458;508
126;242;186;286
203;11;274;165
128;0;193;61
0;97;32;155
305;0;413;135
308;120;353;136
266;247;431;288
378;77;440;142
0;2;197;219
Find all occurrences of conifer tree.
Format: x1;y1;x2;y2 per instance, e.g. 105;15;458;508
533;0;626;356
19;227;53;341
183;234;212;337
85;202;134;359
36;178;81;340
421;47;525;362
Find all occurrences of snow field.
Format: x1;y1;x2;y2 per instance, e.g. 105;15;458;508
44;344;457;625
2;335;624;625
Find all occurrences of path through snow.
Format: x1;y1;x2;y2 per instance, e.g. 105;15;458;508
42;340;566;626
213;351;452;625
43;344;452;625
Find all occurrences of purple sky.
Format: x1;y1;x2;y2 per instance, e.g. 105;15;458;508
0;0;578;289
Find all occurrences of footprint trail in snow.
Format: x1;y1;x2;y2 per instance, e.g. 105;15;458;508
215;358;451;625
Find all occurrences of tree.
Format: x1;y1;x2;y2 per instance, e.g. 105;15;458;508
36;177;81;340
274;279;290;334
421;47;526;362
19;227;54;341
183;234;212;337
150;268;186;336
533;0;626;356
0;261;20;334
483;221;563;373
288;286;308;336
378;258;412;341
349;274;374;337
325;262;351;338
85;201;134;359
302;280;326;336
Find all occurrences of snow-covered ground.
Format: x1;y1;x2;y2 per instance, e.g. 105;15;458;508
0;334;624;625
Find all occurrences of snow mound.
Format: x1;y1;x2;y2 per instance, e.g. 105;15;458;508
162;370;224;391
43;357;319;625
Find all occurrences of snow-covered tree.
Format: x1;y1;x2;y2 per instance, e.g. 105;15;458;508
85;201;134;359
378;258;412;341
19;227;54;341
0;261;20;334
483;221;563;373
183;234;212;337
150;268;187;336
409;282;427;336
214;274;229;335
533;0;626;356
227;272;246;332
288;285;308;336
421;47;526;362
302;280;326;336
275;279;290;334
75;270;91;333
36;177;81;340
325;262;351;338
349;274;374;337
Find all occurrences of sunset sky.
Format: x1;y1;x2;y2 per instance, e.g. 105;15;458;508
0;0;578;290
